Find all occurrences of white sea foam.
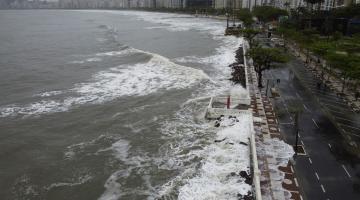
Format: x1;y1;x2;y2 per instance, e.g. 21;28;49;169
45;174;93;190
12;174;40;198
69;48;136;64
96;139;130;161
95;49;136;57
70;10;248;199
86;57;102;62
64;134;110;160
110;11;225;36
85;10;241;81
0;49;208;118
257;137;295;199
98;148;155;200
70;57;102;64
144;26;167;30
0;101;67;117
98;170;130;200
178;114;253;200
34;90;63;97
230;85;250;100
74;50;209;101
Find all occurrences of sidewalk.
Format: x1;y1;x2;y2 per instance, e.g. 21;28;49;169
284;41;360;113
245;47;302;200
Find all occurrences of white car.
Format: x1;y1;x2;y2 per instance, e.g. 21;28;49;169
271;38;285;47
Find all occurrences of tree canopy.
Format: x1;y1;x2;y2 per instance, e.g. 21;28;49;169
326;52;360;82
236;8;253;28
252;6;288;23
240;28;261;47
246;47;289;87
333;4;360;19
310;41;333;57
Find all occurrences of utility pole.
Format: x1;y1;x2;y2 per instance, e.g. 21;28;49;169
226;13;229;28
233;0;236;26
294;112;299;156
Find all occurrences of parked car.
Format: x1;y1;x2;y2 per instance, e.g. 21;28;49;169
270;38;285;47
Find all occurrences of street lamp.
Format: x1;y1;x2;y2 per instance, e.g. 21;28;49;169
294;111;299;157
232;0;235;27
226;13;229;28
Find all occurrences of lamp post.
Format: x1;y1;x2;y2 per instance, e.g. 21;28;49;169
226;13;229;28
294;112;299;156
232;0;235;27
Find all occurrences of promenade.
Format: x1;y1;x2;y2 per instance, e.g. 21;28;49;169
243;42;302;200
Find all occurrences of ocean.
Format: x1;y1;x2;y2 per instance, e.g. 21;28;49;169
0;10;244;200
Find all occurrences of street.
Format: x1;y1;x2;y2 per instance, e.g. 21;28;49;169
262;59;360;200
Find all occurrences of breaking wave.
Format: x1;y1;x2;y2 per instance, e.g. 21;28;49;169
0;48;209;118
79;11;250;199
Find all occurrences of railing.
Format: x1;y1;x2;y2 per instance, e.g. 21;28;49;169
250;116;262;200
211;96;251;107
244;40;262;200
243;43;250;93
204;96;251;119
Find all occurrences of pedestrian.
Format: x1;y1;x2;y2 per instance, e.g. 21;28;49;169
268;31;271;38
317;81;322;89
277;79;280;84
355;91;359;101
290;70;295;80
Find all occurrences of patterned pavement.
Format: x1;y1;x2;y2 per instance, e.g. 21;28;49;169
246;57;302;200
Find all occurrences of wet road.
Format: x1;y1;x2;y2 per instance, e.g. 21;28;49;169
290;60;360;142
262;58;360;200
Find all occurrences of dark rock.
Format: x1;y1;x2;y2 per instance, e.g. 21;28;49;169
214;121;220;127
227;142;234;145
240;171;248;178
239;142;248;146
240;171;253;185
214;138;226;143
245;177;252;185
237;191;254;200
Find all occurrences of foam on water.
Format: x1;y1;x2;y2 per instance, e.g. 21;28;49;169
109;11;225;36
74;49;210;100
230;85;250;100
81;11;252;199
0;48;209;118
4;10;251;199
177;114;253;200
34;90;63;97
45;175;93;190
85;10;241;79
98;146;156;200
70;57;102;64
69;48;137;64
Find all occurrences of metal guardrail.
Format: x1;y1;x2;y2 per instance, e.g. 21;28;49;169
244;40;262;200
212;96;251;107
204;96;251;119
243;43;250;93
250;116;262;200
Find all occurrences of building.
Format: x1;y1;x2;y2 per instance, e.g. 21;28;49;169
213;0;255;9
4;0;59;8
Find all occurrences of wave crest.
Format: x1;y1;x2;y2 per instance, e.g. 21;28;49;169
0;48;209;118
